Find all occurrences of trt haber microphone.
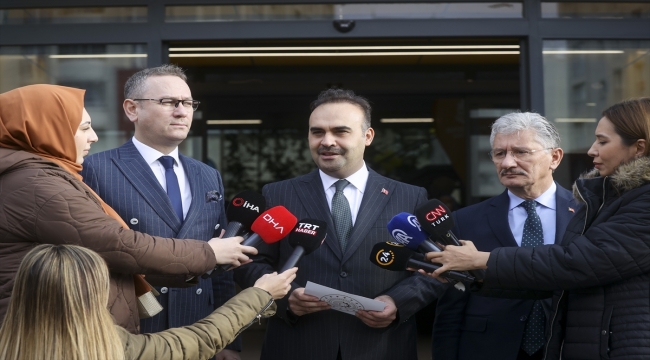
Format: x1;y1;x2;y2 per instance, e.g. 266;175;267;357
278;219;327;273
205;205;298;277
387;212;443;253
415;199;486;280
368;242;475;283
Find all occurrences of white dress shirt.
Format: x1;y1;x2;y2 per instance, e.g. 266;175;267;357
320;163;369;225
507;181;557;246
132;137;191;220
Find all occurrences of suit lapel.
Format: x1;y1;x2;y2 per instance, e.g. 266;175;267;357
293;170;342;260
112;141;182;232
554;183;575;244
487;190;519;247
177;155;202;239
342;169;393;264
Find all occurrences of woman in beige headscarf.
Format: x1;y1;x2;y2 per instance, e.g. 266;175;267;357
0;84;256;333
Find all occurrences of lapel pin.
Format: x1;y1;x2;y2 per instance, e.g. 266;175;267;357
381;188;389;195
568;207;575;213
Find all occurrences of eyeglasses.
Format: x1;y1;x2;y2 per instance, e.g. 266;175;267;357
132;98;200;111
488;148;554;162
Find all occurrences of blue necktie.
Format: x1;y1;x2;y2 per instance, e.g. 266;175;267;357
331;179;353;252
520;200;546;355
159;156;183;222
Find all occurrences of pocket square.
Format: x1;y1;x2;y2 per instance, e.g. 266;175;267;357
205;190;223;203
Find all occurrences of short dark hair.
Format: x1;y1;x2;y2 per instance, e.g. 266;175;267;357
602;97;650;156
310;88;372;130
124;64;187;99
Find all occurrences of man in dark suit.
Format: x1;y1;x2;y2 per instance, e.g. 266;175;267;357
432;112;579;360
81;65;245;360
234;89;445;360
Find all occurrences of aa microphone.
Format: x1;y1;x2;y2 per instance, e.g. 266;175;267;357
205;205;298;277
369;242;475;283
387;212;443;253
415;199;486;280
278;219;327;273
218;191;267;238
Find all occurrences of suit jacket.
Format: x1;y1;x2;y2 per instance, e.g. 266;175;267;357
432;183;578;360
81;140;241;351
234;168;445;360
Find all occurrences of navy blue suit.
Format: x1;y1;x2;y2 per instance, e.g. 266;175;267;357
432;184;578;360
81;140;241;351
234;168;445;360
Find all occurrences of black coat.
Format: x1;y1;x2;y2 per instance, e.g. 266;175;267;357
482;157;650;360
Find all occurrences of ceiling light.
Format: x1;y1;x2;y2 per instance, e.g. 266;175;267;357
49;54;147;58
380;118;434;123
207;119;262;125
169;51;519;58
543;50;624;54
555;118;596;123
169;45;520;52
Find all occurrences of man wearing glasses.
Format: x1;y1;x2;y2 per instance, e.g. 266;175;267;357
432;112;579;360
81;65;244;360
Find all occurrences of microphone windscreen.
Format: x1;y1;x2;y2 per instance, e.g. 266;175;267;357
368;242;414;271
250;206;298;244
414;199;455;237
386;212;430;251
225;191;267;228
288;219;327;254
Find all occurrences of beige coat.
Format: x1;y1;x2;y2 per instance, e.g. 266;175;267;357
120;287;275;359
0;149;217;333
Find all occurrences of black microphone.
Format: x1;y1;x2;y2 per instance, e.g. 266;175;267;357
221;191;267;238
278;219;327;273
415;199;486;281
369;242;475;283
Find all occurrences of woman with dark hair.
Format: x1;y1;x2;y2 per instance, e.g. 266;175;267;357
427;98;650;360
0;84;256;332
0;244;295;360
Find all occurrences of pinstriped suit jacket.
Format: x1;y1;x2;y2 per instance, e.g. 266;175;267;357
81;140;241;351
234;168;446;360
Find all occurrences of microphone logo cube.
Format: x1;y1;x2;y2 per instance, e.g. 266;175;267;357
232;197;261;213
390;229;413;245
263;213;286;234
424;205;450;227
375;248;395;266
294;222;320;236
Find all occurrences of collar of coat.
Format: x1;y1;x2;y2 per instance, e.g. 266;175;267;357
572;156;650;203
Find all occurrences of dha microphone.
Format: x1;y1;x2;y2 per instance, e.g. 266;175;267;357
369;242;475;283
220;191;267;239
387;212;443;253
278;219;327;273
415;199;485;280
205;206;298;277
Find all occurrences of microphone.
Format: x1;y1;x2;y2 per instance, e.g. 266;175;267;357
204;206;298;277
387;212;443;253
369;242;475;283
415;199;486;280
278;219;327;273
219;191;267;238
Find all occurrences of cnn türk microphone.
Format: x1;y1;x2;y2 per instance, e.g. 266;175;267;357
387;212;443;253
415;199;486;280
220;191;267;238
205;206;298;277
369;242;475;283
278;219;327;273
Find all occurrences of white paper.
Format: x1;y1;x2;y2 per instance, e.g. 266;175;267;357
304;281;386;315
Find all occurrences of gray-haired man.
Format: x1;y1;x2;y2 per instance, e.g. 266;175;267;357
432;112;580;360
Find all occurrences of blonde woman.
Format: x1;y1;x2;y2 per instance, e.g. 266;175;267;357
0;244;296;360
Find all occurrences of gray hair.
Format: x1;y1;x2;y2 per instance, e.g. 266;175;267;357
123;64;187;99
490;112;561;149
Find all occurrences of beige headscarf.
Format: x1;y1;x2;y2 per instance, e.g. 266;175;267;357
0;84;129;229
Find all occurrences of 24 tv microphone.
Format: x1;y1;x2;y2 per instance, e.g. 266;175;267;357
369;242;475;283
204;205;297;277
415;199;486;280
387;212;443;253
278;219;327;273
